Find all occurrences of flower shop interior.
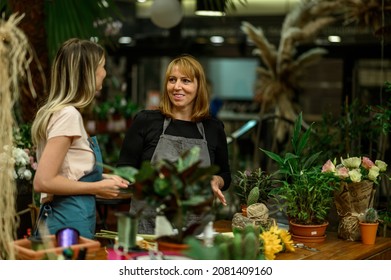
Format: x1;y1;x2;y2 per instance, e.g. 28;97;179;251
2;0;391;261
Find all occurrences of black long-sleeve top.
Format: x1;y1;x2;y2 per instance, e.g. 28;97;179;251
117;110;231;191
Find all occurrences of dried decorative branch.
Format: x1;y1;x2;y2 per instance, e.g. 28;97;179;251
340;0;391;34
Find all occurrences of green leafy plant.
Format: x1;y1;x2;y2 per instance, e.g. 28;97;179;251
261;113;322;182
233;168;274;207
107;146;219;244
271;169;338;225
261;112;338;225
93;101;112;121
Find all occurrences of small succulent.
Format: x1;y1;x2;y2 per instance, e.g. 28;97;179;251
246;186;260;206
184;224;262;260
363;208;379;223
234;168;274;207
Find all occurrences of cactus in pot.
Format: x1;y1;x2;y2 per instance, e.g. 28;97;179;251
359;207;380;244
362;208;379;224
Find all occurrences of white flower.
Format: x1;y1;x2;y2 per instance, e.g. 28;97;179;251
1;145;36;183
13;147;30;166
348;169;362;182
342;157;361;169
375;160;387;172
368;166;380;182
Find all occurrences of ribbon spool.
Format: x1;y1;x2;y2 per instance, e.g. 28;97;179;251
56;227;80;247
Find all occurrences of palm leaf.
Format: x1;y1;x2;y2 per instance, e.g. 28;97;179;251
44;0;121;61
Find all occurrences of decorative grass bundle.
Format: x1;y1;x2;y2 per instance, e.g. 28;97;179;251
0;13;37;259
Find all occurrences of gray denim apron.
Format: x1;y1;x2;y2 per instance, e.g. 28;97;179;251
33;136;103;239
133;118;211;234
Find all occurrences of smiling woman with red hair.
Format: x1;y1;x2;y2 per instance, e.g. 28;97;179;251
118;54;232;234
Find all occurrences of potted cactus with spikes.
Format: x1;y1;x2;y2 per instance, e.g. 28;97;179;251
359;208;380;244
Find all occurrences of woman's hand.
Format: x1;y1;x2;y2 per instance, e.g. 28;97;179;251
97;174;130;199
211;175;227;206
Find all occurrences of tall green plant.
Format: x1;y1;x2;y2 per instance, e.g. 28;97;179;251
260;112;338;225
260;112;321;181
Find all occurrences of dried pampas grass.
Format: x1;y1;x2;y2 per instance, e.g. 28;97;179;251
241;0;340;146
0;13;36;260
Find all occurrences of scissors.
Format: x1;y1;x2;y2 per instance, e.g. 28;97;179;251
293;243;320;252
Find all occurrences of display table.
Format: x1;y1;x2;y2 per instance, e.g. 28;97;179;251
276;231;391;260
89;220;391;260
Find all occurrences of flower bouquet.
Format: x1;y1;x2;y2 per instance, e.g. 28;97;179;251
322;156;387;240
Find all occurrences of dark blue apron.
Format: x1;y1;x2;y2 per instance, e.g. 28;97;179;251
33;136;103;239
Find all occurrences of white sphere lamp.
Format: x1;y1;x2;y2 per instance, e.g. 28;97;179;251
150;0;183;29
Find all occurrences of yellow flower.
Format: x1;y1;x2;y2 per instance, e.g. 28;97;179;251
260;231;283;260
279;229;295;252
268;225;281;235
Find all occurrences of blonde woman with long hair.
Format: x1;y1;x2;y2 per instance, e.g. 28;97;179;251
32;38;128;239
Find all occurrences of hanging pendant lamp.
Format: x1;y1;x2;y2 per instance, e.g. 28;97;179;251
150;0;183;29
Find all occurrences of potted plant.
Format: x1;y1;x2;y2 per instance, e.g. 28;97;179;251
108;146;219;251
358;207;380;245
93;100;112;133
321;155;388;241
261;113;338;242
233;168;274;216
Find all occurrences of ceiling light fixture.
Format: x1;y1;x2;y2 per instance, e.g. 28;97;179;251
195;0;226;17
118;36;132;44
210;36;224;44
328;35;341;43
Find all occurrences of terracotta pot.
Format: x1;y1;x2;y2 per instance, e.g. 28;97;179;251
241;204;247;217
359;222;379;245
289;220;329;243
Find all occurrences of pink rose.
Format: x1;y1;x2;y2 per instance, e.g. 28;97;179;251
362;157;375;170
322;160;335;173
335;166;349;179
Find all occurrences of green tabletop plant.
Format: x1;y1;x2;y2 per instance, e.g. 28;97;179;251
233;167;275;216
107;146;219;245
260;112;338;226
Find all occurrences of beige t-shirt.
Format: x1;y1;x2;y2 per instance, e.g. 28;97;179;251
37;106;94;202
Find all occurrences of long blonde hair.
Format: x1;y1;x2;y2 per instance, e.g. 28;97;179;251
32;38;105;145
160;54;210;122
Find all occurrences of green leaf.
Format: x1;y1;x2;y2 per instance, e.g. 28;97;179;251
102;164;138;183
260;148;284;164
